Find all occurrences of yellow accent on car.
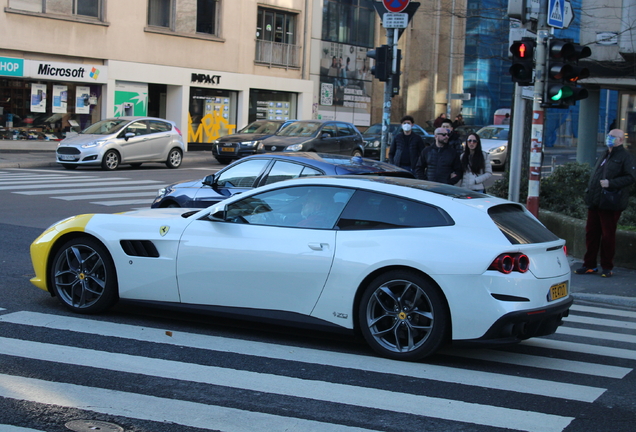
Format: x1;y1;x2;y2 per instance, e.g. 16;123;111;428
30;214;95;292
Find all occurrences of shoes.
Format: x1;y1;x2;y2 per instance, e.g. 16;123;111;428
601;269;613;278
574;266;598;275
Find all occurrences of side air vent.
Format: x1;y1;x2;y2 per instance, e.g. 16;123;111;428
120;240;160;258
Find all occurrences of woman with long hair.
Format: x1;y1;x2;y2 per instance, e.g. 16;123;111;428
460;133;492;192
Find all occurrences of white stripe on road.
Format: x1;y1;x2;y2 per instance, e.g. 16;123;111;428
1;180;162;191
570;304;636;319
558;326;636;344
0;176;106;184
90;199;155;206
0;374;373;432
0;426;47;432
53;191;158;200
15;184;164;195
564;314;636;331
0;311;605;403
522;338;636;360
0;339;574;432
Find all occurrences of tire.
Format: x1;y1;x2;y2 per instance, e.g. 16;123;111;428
215;157;232;165
130;163;142;168
166;148;183;169
101;150;120;170
358;270;448;361
352;149;363;157
49;237;118;314
62;164;77;170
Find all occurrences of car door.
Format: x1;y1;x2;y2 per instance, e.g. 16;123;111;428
118;120;153;162
176;185;354;314
146;120;174;159
313;123;340;154
336;122;359;154
191;158;271;207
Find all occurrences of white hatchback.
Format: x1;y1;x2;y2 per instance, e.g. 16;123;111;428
56;116;185;170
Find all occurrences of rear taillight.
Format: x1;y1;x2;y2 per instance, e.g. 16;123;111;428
563;245;567;256
175;127;182;136
489;253;530;274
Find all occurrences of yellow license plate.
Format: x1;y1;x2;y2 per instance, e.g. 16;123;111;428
549;282;568;301
221;147;235;152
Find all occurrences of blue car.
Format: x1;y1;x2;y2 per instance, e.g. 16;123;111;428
151;152;413;208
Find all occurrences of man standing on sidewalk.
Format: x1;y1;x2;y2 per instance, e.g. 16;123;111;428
388;115;426;173
414;127;462;184
576;129;636;277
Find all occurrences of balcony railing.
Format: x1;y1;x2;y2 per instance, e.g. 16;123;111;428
255;40;300;69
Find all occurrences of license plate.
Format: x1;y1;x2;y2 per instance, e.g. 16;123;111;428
548;282;568;301
59;155;76;161
221;147;236;153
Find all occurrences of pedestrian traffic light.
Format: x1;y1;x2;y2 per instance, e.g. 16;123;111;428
391;49;402;96
509;38;536;85
544;39;592;108
367;45;391;82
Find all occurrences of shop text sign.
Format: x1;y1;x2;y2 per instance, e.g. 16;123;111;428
0;57;24;77
26;60;108;83
191;73;222;85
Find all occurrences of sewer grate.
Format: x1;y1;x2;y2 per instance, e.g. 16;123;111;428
65;419;124;432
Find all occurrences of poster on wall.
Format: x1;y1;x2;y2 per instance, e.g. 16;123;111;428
30;83;47;113
52;85;68;113
114;81;148;117
75;86;91;114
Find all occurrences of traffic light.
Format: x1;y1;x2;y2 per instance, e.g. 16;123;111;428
367;45;391;82
391;49;402;96
509;38;536;85
544;39;592;108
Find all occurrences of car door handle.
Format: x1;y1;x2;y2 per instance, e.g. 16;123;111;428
308;242;329;251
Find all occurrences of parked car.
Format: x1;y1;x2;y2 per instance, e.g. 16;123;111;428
31;176;571;361
257;120;365;156
55;116;185;171
152;152;413;208
362;123;435;160
476;125;510;170
211;119;295;165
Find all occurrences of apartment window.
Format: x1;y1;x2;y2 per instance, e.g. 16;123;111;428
197;0;219;35
322;0;375;48
75;0;100;17
148;0;173;28
256;8;296;44
8;0;101;19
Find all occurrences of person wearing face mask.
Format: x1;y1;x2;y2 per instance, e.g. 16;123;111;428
388;115;426;172
575;129;636;278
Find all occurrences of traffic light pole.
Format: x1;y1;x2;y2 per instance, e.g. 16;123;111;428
379;28;396;162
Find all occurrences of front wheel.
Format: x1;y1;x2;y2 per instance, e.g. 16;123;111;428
50;237;118;314
352;149;363;157
101;150;120;170
358;270;448;361
166;148;183;169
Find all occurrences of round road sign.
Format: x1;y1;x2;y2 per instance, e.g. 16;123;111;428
383;0;411;13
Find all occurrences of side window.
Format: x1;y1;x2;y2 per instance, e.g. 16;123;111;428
336;123;351;137
262;160;305;185
125;121;149;136
337;190;453;230
225;186;354;229
216;159;270;188
148;120;171;133
300;166;322;177
321;124;337;138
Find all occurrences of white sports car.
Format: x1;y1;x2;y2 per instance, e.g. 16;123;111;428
30;176;572;361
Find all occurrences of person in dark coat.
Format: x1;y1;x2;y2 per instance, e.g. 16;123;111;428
433;113;447;128
575;129;636;277
389;115;426;172
441;119;464;155
415;127;462;184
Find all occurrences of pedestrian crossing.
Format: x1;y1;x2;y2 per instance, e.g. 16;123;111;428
0;303;635;431
0;169;165;207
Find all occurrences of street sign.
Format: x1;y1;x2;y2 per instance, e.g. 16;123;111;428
382;0;411;13
447;93;471;101
383;13;408;28
547;0;565;28
563;0;574;28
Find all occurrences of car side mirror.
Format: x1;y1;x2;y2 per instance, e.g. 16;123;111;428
207;208;226;222
124;132;135;141
202;173;216;187
321;133;331;139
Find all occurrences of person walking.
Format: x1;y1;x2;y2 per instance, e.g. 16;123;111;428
433;113;447;128
575;129;636;277
388;115;426;172
460;133;492;192
441;119;464;155
415;127;462;184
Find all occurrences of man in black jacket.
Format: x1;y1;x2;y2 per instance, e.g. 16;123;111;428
441;119;464;155
414;127;462;184
388;115;426;173
576;129;636;277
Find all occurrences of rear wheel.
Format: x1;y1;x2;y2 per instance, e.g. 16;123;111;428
166;148;183;169
101;150;120;170
358;270;448;361
50;237;118;314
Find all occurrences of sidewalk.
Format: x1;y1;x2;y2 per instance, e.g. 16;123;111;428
1;140;635;309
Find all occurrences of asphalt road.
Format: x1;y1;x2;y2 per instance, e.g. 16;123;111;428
1;160;635;432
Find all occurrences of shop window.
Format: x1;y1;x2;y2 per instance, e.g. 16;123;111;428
255;7;299;68
248;89;297;124
8;0;102;19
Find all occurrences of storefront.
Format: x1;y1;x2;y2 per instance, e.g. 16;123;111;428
0;56;106;139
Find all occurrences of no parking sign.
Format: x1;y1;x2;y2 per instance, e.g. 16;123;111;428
382;0;411;13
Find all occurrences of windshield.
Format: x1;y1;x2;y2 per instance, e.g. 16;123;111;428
477;127;509;140
238;121;281;135
365;124;400;135
82;119;129;135
277;122;322;137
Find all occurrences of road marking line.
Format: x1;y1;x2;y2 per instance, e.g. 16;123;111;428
559;326;636;344
53;192;158;200
570;304;636;319
15;184;163;195
565;315;636;330
1;180;162;191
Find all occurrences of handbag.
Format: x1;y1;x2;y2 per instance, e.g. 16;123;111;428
599;189;621;211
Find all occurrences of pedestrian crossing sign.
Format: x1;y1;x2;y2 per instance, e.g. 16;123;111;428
548;0;565;28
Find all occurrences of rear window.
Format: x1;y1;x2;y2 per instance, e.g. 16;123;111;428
489;204;559;244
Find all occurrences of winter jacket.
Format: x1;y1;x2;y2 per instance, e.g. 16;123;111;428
460;151;493;191
585;145;636;211
414;144;462;184
389;131;426;171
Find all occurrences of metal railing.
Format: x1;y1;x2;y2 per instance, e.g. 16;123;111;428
255;40;300;69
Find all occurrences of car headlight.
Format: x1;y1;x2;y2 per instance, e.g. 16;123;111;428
257;142;265;151
286;143;303;151
370;140;380;148
489;145;506;154
156;186;173;198
240;141;258;148
81;139;106;149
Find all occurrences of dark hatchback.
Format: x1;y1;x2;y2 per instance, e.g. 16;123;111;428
151;152;413;208
363;123;435;159
211;119;294;165
257;120;365;156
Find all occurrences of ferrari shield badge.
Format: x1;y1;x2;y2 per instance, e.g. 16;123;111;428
160;226;170;236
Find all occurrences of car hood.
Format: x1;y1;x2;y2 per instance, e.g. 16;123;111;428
58;134;110;146
216;133;272;143
166;178;204;189
261;136;311;147
121;207;203;218
481;138;507;152
362;133;381;141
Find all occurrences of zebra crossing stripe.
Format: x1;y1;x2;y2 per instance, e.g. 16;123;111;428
2;179;162;191
0;312;606;402
0;338;574;432
0;374;372;432
15;184;163;195
570;304;636;319
565;314;636;331
559;326;636;344
522;338;636;360
0;425;47;432
53;191;158;200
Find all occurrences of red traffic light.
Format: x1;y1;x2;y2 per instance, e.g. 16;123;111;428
510;41;534;59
